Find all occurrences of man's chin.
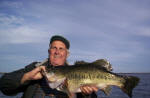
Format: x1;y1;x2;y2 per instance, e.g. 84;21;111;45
51;62;64;66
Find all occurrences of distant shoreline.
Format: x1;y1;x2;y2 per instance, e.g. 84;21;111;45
117;72;150;74
0;72;6;74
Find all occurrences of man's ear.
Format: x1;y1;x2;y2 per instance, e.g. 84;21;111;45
48;49;50;54
48;44;51;54
67;50;70;58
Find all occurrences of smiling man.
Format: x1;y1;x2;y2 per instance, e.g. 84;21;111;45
49;39;69;66
0;35;98;98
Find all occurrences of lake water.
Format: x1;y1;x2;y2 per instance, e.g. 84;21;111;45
0;73;150;98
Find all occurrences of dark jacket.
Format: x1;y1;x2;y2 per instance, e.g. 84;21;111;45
0;62;97;98
0;62;39;98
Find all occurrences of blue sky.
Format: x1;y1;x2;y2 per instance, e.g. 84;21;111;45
0;0;150;73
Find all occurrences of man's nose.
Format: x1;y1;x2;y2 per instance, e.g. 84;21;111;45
55;49;60;54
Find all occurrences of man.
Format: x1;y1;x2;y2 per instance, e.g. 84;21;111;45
0;35;98;98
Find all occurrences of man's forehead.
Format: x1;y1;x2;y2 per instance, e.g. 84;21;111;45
50;41;67;48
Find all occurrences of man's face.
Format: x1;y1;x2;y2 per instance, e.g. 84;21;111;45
49;41;69;66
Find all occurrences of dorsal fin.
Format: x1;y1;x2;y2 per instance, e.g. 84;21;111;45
74;59;113;71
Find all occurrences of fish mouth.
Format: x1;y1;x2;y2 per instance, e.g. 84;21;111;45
41;69;66;89
47;77;66;89
41;70;57;82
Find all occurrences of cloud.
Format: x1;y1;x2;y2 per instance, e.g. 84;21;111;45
0;0;23;9
0;25;49;44
0;0;150;72
0;13;54;44
0;13;24;25
135;27;150;37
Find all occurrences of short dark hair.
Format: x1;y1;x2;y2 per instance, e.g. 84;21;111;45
50;35;70;49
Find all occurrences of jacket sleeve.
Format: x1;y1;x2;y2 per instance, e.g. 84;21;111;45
0;62;38;96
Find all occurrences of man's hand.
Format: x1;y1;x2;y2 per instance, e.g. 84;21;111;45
80;85;98;95
21;66;45;84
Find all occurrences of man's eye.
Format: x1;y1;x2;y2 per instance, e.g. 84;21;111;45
59;48;66;52
51;47;65;51
51;47;57;49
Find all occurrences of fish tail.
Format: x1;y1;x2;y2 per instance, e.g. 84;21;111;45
121;76;140;98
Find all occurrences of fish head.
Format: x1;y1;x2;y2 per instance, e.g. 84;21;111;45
42;66;66;89
44;67;65;82
45;71;58;82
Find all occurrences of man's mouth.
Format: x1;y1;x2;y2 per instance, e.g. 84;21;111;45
54;55;61;58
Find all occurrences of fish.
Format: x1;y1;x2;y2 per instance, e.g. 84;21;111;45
42;61;140;98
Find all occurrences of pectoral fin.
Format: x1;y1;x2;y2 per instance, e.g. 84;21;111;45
57;79;74;98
